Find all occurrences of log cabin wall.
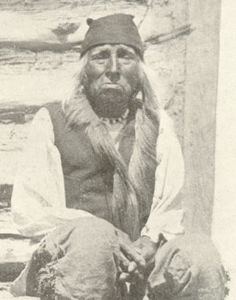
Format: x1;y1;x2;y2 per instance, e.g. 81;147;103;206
0;0;220;235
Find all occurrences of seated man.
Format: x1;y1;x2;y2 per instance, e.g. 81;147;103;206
10;14;226;300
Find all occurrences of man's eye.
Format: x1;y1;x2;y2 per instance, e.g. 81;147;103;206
119;55;134;64
123;55;131;60
119;54;131;59
91;53;109;61
118;52;135;62
91;56;107;64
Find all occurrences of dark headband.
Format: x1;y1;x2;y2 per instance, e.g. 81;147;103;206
80;14;144;59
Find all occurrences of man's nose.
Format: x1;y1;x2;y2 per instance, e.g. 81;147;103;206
105;55;120;82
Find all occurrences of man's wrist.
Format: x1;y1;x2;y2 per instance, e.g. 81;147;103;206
134;236;157;263
140;235;157;245
141;232;167;246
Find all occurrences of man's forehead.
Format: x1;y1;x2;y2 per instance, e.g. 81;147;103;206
88;44;137;54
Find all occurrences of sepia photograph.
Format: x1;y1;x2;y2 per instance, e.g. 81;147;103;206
0;0;235;299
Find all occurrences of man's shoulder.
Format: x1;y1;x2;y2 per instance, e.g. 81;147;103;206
42;101;66;127
31;102;64;139
44;101;63;116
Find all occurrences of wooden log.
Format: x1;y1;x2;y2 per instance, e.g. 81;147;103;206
182;0;221;234
0;103;43;124
0;208;20;235
0;103;43;186
0;2;146;53
0;0;192;53
0;261;26;283
0;235;36;282
0;0;145;11
0;23;192;53
0;208;36;282
0;186;12;208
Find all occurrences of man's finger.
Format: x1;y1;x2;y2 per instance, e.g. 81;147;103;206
119;272;131;282
133;269;144;281
119;270;144;283
119;240;146;268
119;252;130;272
128;261;138;273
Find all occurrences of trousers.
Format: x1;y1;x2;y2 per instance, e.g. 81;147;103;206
11;217;226;300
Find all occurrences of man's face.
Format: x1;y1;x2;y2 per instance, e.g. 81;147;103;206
83;44;141;118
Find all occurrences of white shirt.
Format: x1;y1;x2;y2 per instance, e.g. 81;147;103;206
11;107;185;242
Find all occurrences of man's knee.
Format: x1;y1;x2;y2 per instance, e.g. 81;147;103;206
47;216;118;251
148;234;226;300
41;217;120;299
68;216;118;245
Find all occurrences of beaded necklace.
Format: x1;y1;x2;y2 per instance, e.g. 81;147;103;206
100;109;129;125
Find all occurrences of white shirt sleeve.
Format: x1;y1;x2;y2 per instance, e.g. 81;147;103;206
141;110;185;242
11;107;93;238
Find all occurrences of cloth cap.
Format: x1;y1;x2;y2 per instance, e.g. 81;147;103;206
80;14;144;58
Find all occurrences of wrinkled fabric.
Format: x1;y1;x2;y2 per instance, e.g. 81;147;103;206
12;217;122;300
147;233;227;300
11;218;226;300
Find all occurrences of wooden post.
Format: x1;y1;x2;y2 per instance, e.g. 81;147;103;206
183;0;221;234
212;2;236;298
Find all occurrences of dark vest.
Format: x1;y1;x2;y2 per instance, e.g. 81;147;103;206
46;102;157;230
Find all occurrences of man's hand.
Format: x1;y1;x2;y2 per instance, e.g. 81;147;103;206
118;237;146;282
124;235;158;281
134;236;158;267
116;230;146;283
117;232;158;283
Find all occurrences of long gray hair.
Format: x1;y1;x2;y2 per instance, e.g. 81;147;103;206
62;53;160;240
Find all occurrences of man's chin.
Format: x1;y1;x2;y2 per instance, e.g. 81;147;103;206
99;86;124;97
90;92;130;118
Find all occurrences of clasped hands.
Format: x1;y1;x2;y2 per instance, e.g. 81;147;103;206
117;234;158;283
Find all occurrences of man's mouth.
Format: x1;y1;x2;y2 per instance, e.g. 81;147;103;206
101;83;123;90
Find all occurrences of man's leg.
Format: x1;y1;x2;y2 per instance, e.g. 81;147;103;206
20;217;123;300
147;234;226;300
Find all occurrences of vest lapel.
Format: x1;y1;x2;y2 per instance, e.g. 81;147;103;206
118;119;136;166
